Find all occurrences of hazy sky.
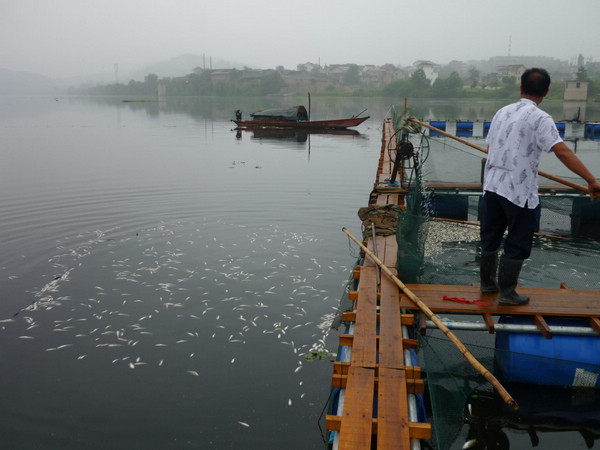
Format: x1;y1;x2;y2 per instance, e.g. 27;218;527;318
1;0;599;79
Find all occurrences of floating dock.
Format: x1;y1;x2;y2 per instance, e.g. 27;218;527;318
326;118;600;449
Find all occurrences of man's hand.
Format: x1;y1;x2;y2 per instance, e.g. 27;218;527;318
588;180;600;201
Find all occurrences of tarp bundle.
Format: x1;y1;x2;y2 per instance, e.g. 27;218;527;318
250;106;308;122
358;204;400;238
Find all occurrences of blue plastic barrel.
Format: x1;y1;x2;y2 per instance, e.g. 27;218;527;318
429;121;446;136
456;121;473;137
495;316;600;387
483;122;491;138
585;124;594;139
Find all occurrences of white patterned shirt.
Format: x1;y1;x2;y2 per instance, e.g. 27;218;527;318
484;98;562;208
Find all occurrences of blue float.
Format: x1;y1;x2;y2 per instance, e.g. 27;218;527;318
456;121;473;137
495;316;600;387
429;121;446;136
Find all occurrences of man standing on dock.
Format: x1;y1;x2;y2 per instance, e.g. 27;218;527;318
480;68;600;305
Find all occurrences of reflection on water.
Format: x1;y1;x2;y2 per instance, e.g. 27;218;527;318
464;384;600;449
234;127;364;145
66;95;600;124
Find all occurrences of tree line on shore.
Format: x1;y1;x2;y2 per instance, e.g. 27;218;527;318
75;66;599;101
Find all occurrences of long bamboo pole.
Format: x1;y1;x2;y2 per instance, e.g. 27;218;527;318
408;118;589;194
342;227;519;410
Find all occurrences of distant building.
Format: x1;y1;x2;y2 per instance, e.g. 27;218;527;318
446;60;467;77
412;60;440;83
497;64;526;80
210;70;235;83
237;69;276;83
564;80;589;121
296;62;322;73
326;64;353;82
280;70;330;92
565;80;589;102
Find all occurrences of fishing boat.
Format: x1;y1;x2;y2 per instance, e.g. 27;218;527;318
232;105;369;130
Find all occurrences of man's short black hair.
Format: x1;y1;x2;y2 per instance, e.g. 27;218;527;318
521;68;551;97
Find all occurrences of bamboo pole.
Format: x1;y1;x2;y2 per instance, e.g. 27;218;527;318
342;227;519;410
408;118;589;194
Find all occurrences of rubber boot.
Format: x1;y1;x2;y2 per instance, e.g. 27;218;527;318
480;250;499;294
498;257;529;305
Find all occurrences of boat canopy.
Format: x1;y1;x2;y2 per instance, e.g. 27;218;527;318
250;105;308;122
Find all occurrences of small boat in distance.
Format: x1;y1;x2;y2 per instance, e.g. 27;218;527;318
232;105;369;130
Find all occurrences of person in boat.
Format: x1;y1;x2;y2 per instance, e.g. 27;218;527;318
480;68;600;305
235;110;242;121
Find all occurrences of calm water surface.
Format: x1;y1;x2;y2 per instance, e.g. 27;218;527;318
2;96;600;449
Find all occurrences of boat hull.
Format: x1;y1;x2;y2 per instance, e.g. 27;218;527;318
233;116;369;130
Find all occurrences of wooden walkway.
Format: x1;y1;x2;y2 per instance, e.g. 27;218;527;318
326;119;431;448
326;118;600;449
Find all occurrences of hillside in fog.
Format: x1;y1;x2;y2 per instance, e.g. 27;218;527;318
0;68;60;95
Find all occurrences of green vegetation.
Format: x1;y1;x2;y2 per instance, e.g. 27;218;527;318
76;66;600;101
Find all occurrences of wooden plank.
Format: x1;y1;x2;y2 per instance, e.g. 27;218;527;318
482;313;495;334
339;334;417;350
342;311;415;325
400;313;415;326
399;284;600;317
365;238;376;267
377;368;411;449
418;311;427;335
333;361;422;379
364;239;376;267
379;276;405;369
352;267;378;367
373;235;387;259
383;235;398;267
405;422;432;440
590;317;600;335
376;195;392;206
338;367;375;450
534;315;553;339
332;373;424;393
326;416;431;440
371;235;386;283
